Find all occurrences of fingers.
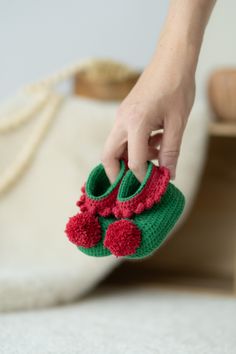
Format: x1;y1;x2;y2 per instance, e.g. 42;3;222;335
128;128;149;182
103;129;163;183
103;113;183;183
159;117;184;179
103;116;183;183
149;131;163;148
148;146;159;161
102;125;126;183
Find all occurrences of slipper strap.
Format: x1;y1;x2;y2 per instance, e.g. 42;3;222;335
114;166;170;218
77;184;120;217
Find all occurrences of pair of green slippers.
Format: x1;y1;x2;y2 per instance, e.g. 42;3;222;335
65;160;185;259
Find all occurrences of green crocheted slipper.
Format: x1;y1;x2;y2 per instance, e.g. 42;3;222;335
65;160;185;259
65;160;126;257
103;161;185;259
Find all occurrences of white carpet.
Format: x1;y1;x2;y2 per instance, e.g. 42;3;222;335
0;287;235;354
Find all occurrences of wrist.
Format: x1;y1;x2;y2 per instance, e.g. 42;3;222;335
150;0;216;79
151;32;198;82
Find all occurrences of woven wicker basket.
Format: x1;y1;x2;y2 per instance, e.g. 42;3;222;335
74;59;140;101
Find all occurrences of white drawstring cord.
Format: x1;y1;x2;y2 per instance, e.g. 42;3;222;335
0;59;94;196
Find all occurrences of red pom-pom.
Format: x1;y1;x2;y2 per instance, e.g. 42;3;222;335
104;219;141;257
65;212;101;248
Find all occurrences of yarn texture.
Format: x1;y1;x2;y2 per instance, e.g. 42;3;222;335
126;183;184;259
113;162;170;218
104;219;141;257
66;160;185;259
77;161;126;217
65;212;101;248
65;160;126;255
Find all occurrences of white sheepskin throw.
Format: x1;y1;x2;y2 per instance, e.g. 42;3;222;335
0;96;208;312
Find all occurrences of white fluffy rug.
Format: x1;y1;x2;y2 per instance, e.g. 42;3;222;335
0;96;208;311
0;287;235;354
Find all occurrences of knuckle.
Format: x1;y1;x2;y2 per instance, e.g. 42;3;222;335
117;105;145;127
162;150;180;159
127;111;144;127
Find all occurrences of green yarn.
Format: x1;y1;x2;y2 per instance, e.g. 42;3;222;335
78;216;113;257
118;161;153;201
77;161;125;257
86;160;126;200
78;186;185;259
78;161;185;259
126;183;185;259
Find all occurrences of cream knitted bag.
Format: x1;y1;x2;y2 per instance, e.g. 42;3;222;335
0;60;208;311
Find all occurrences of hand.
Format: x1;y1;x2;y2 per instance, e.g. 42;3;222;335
102;0;215;183
102;52;195;182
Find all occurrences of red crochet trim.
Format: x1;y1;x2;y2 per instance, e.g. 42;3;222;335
76;184;120;217
113;166;170;218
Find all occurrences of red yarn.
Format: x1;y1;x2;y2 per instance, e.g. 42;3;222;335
76;160;128;217
65;212;101;248
114;166;170;218
104;219;141;257
76;187;119;217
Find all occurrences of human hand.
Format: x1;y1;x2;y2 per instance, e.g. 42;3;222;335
102;51;195;182
102;0;215;183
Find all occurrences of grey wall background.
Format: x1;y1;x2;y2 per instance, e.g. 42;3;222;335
0;0;235;102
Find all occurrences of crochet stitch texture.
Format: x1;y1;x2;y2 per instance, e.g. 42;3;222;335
65;160;126;255
65;160;185;259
